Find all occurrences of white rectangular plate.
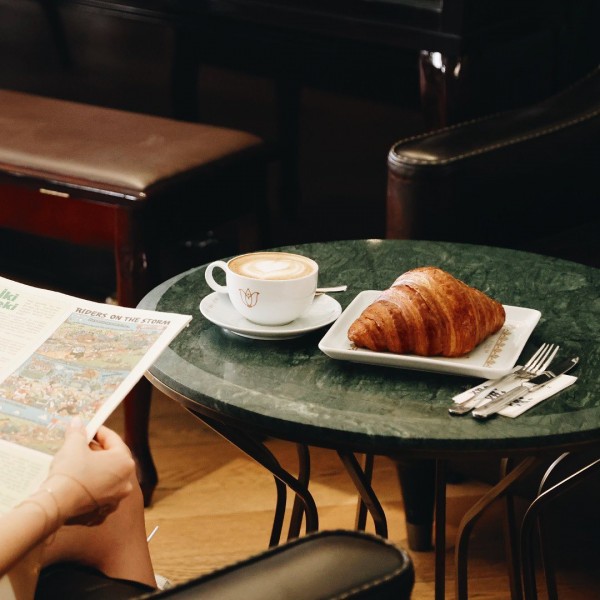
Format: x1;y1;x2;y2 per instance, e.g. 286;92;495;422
318;290;541;379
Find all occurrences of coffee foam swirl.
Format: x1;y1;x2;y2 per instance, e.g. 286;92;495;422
230;253;314;280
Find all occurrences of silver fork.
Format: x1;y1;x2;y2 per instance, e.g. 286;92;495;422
449;343;559;415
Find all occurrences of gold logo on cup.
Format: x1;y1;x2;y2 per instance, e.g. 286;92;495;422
239;288;259;308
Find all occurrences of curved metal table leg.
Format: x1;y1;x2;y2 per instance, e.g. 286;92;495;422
287;443;311;540
185;409;319;546
354;454;374;531
337;451;388;538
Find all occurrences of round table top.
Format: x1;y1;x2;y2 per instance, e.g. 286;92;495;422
139;240;600;458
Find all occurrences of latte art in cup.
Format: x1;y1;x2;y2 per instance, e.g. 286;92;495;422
204;251;319;325
229;252;315;281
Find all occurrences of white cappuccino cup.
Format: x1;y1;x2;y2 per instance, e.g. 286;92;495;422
204;251;319;325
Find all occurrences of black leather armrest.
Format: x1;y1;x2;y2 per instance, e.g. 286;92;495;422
146;530;414;600
386;66;600;264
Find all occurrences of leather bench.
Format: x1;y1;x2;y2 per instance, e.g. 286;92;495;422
0;88;269;503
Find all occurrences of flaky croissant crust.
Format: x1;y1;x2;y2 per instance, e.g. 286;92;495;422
347;266;505;357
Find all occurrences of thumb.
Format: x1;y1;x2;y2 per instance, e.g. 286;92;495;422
65;416;88;440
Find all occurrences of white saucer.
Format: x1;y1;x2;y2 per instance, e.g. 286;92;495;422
199;292;342;340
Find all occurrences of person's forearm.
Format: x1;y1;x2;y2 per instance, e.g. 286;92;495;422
0;491;60;576
0;472;98;576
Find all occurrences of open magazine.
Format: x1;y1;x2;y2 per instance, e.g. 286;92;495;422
0;275;192;514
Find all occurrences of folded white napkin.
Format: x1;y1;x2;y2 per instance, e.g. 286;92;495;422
453;369;578;418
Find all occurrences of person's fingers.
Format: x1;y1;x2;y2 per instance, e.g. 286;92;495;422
94;426;130;454
58;416;88;453
68;415;85;430
66;416;87;436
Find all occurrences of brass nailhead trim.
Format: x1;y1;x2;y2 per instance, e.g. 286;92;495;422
40;188;70;198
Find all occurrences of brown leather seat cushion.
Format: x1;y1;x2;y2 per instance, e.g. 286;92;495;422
0;89;263;198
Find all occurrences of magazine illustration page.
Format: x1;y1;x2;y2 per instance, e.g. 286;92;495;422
0;276;191;513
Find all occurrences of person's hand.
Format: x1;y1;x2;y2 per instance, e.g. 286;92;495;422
44;418;136;526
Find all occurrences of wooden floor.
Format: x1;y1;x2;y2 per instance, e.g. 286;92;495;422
105;390;600;600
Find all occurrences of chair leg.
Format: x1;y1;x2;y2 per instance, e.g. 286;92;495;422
501;458;524;600
535;453;570;600
537;513;558;600
521;453;600;600
455;457;543;600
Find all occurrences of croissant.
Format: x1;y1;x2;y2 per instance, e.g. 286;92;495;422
347;266;505;357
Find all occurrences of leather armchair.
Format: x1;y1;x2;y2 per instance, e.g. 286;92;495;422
384;65;599;585
35;530;415;599
386;65;600;268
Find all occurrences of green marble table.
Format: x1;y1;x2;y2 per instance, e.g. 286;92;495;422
139;239;600;599
141;239;599;453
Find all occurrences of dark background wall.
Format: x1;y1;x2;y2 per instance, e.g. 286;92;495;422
0;1;597;298
0;0;427;296
0;0;427;297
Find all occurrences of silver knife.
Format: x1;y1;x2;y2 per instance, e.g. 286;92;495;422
471;357;579;420
449;374;519;415
450;345;561;416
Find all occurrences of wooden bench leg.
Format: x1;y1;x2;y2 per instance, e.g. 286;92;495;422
115;208;158;505
124;378;157;506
